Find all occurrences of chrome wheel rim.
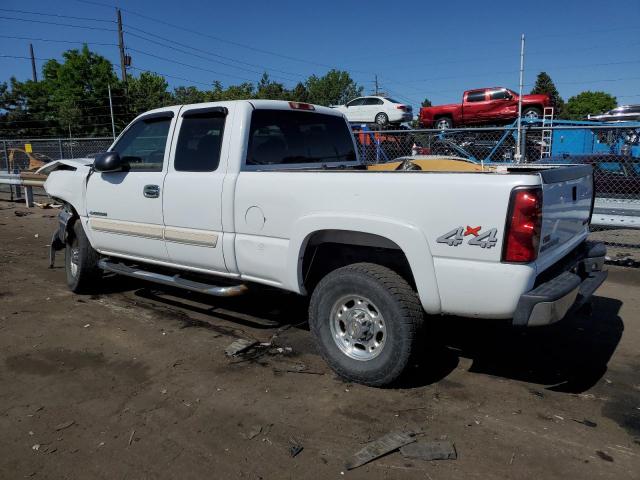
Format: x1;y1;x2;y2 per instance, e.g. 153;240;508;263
436;119;449;129
329;295;386;361
375;114;386;125
70;247;79;277
524;110;539;119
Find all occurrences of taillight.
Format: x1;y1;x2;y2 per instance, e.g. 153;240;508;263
289;101;315;111
396;105;407;111
502;187;542;263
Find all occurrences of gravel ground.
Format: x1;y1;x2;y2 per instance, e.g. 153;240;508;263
0;197;639;480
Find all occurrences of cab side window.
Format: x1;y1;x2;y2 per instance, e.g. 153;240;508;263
111;116;172;172
363;98;384;106
347;98;365;107
174;113;226;172
466;91;486;102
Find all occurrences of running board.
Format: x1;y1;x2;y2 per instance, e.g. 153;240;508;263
98;259;248;297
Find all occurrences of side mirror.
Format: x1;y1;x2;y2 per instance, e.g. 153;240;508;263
93;152;128;172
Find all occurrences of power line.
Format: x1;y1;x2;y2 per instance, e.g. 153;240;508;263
73;0;373;75
0;15;116;31
127;47;258;83
397;59;640;86
124;28;304;82
128;66;213;87
0;34;117;47
0;7;115;23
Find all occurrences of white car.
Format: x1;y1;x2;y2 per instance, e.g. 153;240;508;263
42;100;606;387
333;96;413;125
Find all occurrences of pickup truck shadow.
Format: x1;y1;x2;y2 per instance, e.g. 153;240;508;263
423;295;624;393
99;275;623;392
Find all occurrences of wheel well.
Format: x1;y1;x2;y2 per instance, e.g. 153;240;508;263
433;114;453;124
301;230;415;293
523;104;543;112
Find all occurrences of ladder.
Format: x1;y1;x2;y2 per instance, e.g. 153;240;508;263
541;107;554;158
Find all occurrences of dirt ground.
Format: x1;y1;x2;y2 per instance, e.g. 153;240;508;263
1;196;639;480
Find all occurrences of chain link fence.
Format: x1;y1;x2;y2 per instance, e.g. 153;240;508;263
2;124;639;261
0;137;113;173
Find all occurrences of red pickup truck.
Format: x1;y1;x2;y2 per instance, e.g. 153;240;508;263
419;87;552;129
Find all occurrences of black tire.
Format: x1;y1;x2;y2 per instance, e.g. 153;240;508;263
309;262;424;387
65;220;102;293
522;107;542;120
435;117;453;130
374;112;389;126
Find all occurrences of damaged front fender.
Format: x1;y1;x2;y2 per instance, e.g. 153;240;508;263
49;207;75;268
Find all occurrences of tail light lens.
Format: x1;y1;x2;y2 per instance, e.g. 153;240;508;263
502;187;542;263
396;105;407;111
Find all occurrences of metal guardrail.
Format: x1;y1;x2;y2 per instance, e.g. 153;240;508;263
0;172;47;207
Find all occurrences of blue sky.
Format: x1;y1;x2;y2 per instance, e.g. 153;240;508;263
1;0;639;108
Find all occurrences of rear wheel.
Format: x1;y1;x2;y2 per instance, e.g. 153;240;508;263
522;107;542;120
309;263;424;387
65;221;101;293
374;112;389;126
435;117;453;130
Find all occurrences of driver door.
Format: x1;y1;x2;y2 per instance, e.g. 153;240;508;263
85;109;179;262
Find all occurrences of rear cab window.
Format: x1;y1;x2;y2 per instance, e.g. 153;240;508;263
465;90;487;102
246;110;357;169
174;110;226;172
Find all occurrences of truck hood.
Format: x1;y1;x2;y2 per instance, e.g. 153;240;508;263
37;158;94;175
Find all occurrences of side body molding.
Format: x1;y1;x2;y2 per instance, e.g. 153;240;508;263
287;213;441;314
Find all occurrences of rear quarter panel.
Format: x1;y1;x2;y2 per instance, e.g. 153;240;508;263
233;170;540;316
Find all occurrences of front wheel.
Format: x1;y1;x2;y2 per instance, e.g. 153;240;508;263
309;263;424;387
65;220;102;293
522;107;542;120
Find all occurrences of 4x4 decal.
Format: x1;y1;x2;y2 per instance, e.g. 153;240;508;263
437;226;498;249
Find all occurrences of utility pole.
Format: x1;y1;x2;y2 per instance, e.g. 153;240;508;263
117;8;127;83
29;43;37;82
515;33;525;163
374;75;379;96
108;83;116;140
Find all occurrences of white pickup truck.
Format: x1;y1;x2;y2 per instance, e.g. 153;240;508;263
42;100;607;386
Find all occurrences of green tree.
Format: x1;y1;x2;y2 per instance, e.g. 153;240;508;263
530;71;565;117
173;85;208;104
224;82;256;100
305;69;363;106
44;45;121;136
421;97;432;107
289;82;309;102
127;71;172;116
565;91;617;120
255;73;287;100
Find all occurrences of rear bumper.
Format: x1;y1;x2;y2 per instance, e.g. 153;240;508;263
512;242;607;327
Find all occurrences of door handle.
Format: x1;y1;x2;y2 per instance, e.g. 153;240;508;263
143;184;160;198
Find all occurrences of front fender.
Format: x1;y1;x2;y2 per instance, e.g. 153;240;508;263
287;213;441;314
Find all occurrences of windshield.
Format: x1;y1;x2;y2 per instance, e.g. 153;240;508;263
247;110;357;167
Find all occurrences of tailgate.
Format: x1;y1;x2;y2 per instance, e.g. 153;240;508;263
537;165;593;265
